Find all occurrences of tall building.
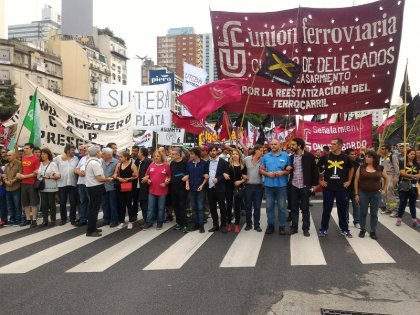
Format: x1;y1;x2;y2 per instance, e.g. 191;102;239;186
8;5;61;50
61;0;93;36
0;38;63;102
46;34;110;104
202;33;217;83
93;28;128;85
157;27;203;78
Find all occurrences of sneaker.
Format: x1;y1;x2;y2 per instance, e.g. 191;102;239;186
234;225;240;233
117;223;125;229
156;222;163;230
182;226;189;234
369;231;377;240
303;230;310;237
412;219;420;228
127;222;133;230
173;224;182;230
319;229;327;237
359;230;366;238
227;224;232;232
199;227;205;233
244;225;252;231
109;222;118;228
254;227;262;232
140;223;151;230
389;212;398;218
354;223;361;229
396;218;402;226
341;230;353;238
289;228;298;235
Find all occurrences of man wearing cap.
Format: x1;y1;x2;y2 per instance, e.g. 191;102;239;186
85;146;106;237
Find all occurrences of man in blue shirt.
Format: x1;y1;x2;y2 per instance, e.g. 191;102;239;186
260;139;291;235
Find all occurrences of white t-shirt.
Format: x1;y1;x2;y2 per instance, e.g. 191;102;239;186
85;157;104;187
76;155;88;185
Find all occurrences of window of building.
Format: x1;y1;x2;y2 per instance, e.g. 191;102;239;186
0;70;10;80
0;49;10;62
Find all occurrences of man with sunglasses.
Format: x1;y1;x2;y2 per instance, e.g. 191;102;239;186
318;138;354;238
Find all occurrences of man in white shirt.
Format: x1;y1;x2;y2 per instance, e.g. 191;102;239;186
85;146;106;237
54;143;79;225
74;144;89;226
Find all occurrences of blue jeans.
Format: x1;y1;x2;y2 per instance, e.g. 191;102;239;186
102;190;118;224
359;190;380;233
245;184;264;228
290;185;311;231
146;194;166;226
397;186;418;219
189;190;206;228
346;190;360;224
77;184;89;223
264;186;287;229
321;189;349;232
59;186;77;222
6;189;21;223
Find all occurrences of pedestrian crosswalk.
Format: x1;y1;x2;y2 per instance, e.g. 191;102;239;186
0;208;419;274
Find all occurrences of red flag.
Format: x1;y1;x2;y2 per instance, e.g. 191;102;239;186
376;115;395;134
171;111;203;135
219;111;232;141
178;78;247;120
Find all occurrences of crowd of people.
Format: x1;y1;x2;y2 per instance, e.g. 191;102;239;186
0;139;419;239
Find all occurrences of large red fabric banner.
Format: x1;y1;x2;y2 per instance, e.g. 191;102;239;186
297;115;373;152
210;0;405;115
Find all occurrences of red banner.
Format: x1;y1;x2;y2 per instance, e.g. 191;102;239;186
296;115;372;152
211;0;404;115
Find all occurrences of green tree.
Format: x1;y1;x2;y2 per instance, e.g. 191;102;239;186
0;84;18;121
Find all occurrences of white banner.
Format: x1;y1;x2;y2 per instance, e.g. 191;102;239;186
99;82;172;131
20;79;133;153
133;130;153;148
157;127;185;146
183;62;208;93
247;122;258;146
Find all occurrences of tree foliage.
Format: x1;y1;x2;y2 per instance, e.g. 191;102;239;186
384;105;419;144
0;84;18;121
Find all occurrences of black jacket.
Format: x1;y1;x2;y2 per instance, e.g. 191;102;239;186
138;157;152;200
289;151;319;187
205;158;229;193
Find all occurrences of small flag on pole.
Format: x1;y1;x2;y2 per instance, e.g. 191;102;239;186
22;88;41;147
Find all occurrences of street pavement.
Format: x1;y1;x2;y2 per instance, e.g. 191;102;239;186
0;197;419;315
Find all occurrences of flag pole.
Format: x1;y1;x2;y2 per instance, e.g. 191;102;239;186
406;115;419;140
359;117;362;147
240;47;266;129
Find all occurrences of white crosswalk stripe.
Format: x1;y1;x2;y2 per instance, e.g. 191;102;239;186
220;213;267;268
290;214;327;266
144;222;213;270
0;206;418;273
330;209;396;264
67;222;175;273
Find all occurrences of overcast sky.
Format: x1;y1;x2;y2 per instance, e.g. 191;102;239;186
4;0;419;105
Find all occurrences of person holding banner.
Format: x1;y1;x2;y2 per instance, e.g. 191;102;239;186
396;149;420;228
113;152;138;230
354;151;388;240
318;138;354;238
140;150;171;230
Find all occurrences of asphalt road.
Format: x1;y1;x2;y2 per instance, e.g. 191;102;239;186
0;197;419;315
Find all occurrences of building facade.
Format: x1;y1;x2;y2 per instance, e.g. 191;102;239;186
0;38;63;103
46;34;110;104
202;33;217;83
93;28;128;85
157;27;203;78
